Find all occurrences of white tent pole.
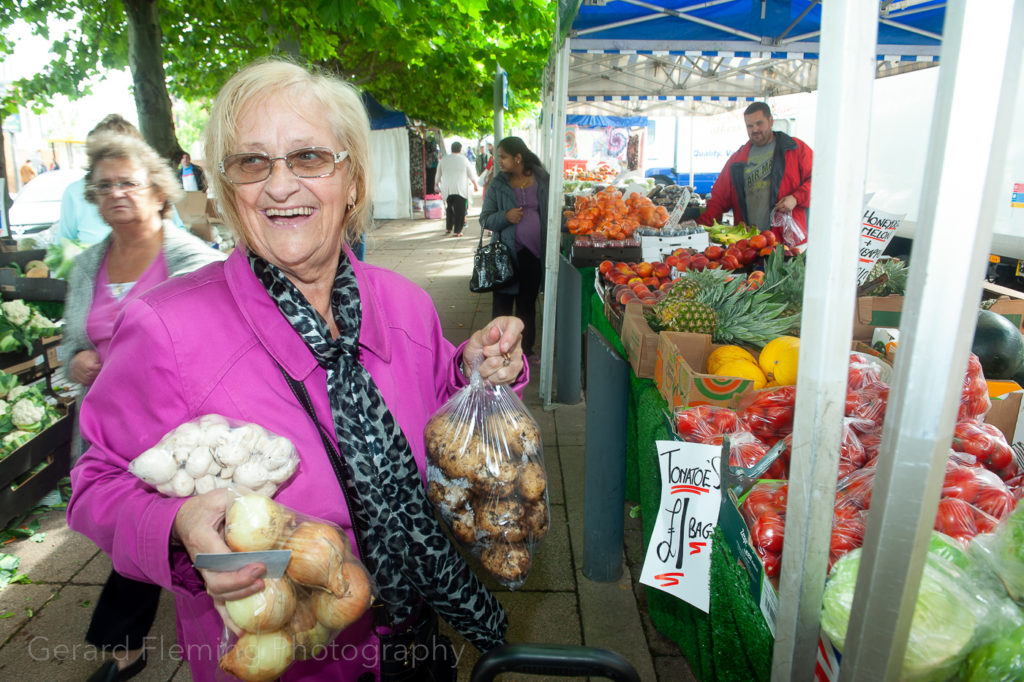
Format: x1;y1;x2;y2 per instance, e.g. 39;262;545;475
770;0;878;678
839;0;1021;677
540;34;570;406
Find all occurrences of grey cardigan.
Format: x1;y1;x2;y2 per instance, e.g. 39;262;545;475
61;223;227;366
478;168;550;296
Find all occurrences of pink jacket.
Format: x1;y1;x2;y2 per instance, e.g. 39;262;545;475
67;245;528;681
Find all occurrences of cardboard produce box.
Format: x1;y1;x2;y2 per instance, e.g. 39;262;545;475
985;390;1024;444
654;332;759;409
620;302;659;378
852;294;1024;338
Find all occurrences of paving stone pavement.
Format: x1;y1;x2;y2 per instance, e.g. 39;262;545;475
0;193;697;681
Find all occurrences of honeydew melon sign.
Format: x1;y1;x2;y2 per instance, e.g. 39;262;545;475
857;204;905;285
640;440;721;612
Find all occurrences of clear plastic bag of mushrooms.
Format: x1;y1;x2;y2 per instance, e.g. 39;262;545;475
424;370;549;590
128;414;300;498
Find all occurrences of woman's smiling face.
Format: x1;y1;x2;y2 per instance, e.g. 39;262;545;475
231;92;355;284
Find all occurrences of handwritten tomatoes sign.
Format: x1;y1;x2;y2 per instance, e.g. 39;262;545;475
639;440;722;612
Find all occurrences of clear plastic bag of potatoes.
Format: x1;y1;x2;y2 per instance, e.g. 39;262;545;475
424;370;549;590
215;490;376;681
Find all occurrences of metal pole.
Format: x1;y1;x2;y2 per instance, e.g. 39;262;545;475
770;2;877;678
840;1;1021;678
493;64;505;146
583;326;628;581
540;34;570;406
556;254;582;404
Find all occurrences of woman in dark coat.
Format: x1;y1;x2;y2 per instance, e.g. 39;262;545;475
478;137;549;361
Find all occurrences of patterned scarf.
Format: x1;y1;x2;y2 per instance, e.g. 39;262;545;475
248;251;507;650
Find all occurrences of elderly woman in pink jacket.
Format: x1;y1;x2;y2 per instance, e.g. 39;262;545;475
67;59;525;682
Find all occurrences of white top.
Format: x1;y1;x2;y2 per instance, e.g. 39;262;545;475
435;153;478;200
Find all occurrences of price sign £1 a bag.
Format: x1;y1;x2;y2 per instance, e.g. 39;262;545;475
639;440;722;613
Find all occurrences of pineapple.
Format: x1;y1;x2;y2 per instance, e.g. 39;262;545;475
649;266;801;346
867;257;908;296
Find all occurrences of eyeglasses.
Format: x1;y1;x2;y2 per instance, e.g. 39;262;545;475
89;180;150;195
220;147;349;184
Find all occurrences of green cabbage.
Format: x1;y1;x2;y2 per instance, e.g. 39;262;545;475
821;535;978;681
961;622;1024;681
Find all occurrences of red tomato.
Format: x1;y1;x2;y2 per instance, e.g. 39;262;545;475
830;517;865;559
751;512;786;554
759;549;781;578
973;487;1015;521
974;508;999;534
942;466;979;503
984;442;1014;472
711;408;742;434
934;498;978;537
771;484;789;510
742;486;778;521
730;441;767;469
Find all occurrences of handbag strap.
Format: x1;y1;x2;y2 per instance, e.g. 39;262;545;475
477;227;486;249
275;363;391;629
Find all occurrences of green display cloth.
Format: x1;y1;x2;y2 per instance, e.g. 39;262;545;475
579;266;597;334
633;380;774;681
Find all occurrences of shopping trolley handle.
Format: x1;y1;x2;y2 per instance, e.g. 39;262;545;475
470;643;641;682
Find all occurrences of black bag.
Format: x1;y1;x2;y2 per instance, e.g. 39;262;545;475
378;605;458;682
470;230;516;293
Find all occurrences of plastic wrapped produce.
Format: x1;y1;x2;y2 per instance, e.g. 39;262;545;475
959;353;993;422
970;503;1024;602
424;371;548;589
216;491;374;681
129;414;299;497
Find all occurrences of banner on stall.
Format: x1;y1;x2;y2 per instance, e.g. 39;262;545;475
857;204;904;285
639;440;722;612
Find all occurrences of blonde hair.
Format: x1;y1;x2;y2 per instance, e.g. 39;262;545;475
84;132;184;217
203;58;374;249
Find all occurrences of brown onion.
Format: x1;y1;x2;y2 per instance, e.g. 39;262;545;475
219;630;294;682
225;494;288;552
289;598;332;661
313;562;373;630
282;521;350;595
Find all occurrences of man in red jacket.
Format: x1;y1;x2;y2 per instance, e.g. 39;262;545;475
697;102;813;245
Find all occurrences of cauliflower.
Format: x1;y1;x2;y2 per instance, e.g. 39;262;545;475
1;300;32;327
2;430;34;451
11;399;46;430
7;386;31;401
28;310;58;335
0;399;8;415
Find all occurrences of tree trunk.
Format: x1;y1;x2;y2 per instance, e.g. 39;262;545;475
122;0;181;160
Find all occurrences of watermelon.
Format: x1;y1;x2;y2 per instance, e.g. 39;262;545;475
972;309;1024;380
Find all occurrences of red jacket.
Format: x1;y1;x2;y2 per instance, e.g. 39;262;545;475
697;132;813;242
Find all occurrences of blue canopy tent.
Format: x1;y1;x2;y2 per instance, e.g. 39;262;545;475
362;92;413;219
559;0;944;116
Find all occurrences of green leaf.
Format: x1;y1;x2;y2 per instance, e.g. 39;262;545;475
29;533;45;543
0;553;26;590
0;612;12;618
79;600;90;608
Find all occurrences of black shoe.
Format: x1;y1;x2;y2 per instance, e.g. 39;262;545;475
87;652;147;682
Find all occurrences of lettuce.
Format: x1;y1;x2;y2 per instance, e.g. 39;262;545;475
961;622;1024;681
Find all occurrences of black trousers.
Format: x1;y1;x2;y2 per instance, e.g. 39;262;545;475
445;195;468;234
86;570;162;650
492;248;542;356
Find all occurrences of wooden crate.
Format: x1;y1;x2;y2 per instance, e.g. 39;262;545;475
0;408;73;526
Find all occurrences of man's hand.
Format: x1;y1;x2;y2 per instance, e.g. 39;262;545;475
774;195;797;213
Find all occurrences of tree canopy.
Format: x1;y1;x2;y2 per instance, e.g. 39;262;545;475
0;0;555;158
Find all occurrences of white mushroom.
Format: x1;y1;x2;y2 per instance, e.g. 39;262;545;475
169;469;196;497
235;423;268;452
266;457;298;484
215;441;249;468
220;465;235;480
194;475;218;495
156;481;177;496
261;436;295;470
232;461;269;491
253;482;278;498
197;414;231;430
129;447;178;486
173;446;192;465
184;446;215;478
172;421;205;448
202;422;233;449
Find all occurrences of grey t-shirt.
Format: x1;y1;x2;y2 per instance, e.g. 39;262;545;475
744;140;775;231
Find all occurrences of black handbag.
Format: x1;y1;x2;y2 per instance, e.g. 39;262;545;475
470;230;516;293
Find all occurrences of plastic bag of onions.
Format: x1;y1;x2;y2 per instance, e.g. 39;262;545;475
216;491;376;681
128;414;299;498
423;370;549;589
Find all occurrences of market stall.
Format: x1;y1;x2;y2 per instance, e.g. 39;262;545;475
539;1;1024;679
362;92;413;220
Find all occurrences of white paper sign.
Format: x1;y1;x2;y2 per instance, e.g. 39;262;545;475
857;205;905;285
639;440;722;612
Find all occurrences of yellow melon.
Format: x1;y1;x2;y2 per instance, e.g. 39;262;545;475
773;346;800;385
715;359;768;390
707;345;758;375
758;336;800;380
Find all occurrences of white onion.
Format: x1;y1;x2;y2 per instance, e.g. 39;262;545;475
225;494;288;552
224;577;297;633
219;630;293;682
